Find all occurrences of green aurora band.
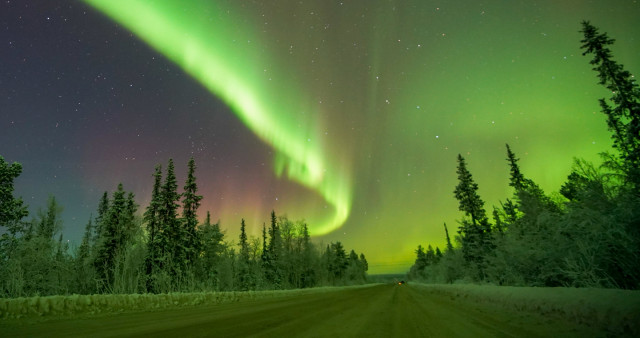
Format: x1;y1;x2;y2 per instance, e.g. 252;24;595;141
82;0;351;235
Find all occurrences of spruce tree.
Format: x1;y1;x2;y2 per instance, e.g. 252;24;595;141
300;223;315;287
322;244;333;283
580;21;640;289
501;199;518;224
330;242;348;281
266;210;282;286
204;211;211;227
443;223;454;252
435;247;443;261
347;250;361;281
492;207;504;234
197;211;225;287
75;216;95;294
414;245;427;270
160;159;181;278
239;218;250;264
581;21;640;188
94;191;109;244
261;222;268;263
454;155;489;226
506;144;525;190
144;165;163;291
77;217;93;263
268;210;280;258
0;156;28;235
359;253;368;273
36;196;62;240
182;157;202;267
453;154;490;273
238;218;251;290
94;184;137;289
504;145;558;218
425;245;436;266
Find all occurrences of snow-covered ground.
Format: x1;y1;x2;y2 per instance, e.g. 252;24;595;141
2;283;638;336
411;283;640;335
0;284;375;319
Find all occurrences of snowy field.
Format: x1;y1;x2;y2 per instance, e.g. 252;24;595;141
412;283;640;335
2;283;638;336
3;283;637;336
0;284;374;319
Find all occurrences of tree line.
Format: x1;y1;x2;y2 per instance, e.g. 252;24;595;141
0;157;368;297
409;22;640;289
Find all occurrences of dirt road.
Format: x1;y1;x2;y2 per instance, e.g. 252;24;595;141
1;284;598;337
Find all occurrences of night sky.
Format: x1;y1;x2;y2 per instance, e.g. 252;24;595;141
2;1;639;273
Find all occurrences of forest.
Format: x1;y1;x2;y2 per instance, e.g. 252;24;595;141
408;22;640;290
0;157;368;297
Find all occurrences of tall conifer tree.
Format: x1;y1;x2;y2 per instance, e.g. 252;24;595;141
453;154;490;271
268;210;280;261
443;223;454;252
78;217;93;260
144;165;163;290
266;210;282;286
0;156;28;236
454;154;489;227
581;21;640;188
160;159;181;276
94;184;137;288
182;157;202;267
94;192;109;244
506;144;525;190
261;222;268;263
239;218;249;264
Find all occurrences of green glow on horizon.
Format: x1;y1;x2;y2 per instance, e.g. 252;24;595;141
82;0;351;235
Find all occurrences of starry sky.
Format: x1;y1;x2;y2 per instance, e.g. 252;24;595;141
2;1;639;273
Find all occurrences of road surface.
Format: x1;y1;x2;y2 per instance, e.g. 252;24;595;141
1;283;597;337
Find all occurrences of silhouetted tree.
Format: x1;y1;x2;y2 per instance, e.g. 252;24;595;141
36;196;62;240
265;210;282;286
261;222;268;263
581;21;640;189
299;223;316;287
144;165;163;292
239;219;250;264
77;217;93;263
443;223;454;252
196;211;226;289
359;253;368;273
93;184;137;290
454;155;490;228
0;156;28;237
410;245;427;277
237;218;252;290
75;216;95;294
435;247;443;261
94;191;109;244
182;157;202;267
160;159;182;279
329;242;348;281
454;154;491;273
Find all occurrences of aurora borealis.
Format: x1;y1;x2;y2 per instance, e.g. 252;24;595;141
81;0;351;236
2;1;639;273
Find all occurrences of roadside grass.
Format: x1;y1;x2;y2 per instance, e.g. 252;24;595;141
411;283;640;336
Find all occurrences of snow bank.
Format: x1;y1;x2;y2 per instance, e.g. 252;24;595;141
0;284;373;320
412;283;640;336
